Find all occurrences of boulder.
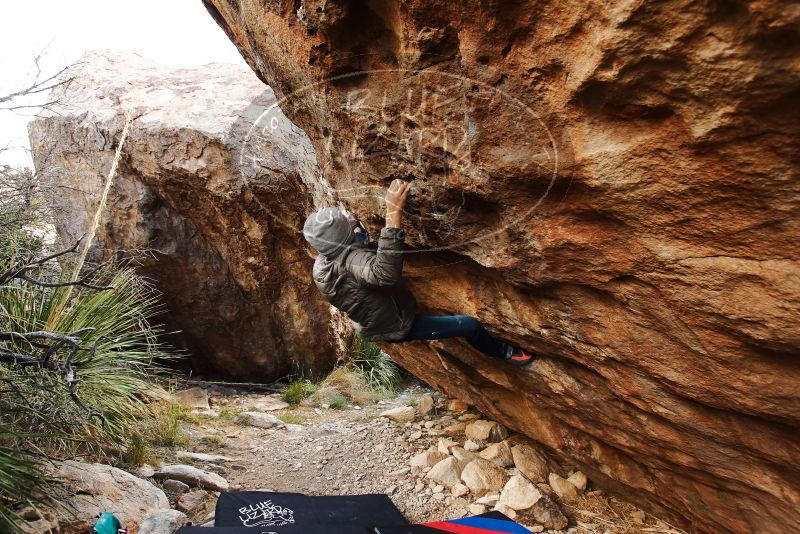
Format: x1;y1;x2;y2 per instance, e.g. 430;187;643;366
29;50;339;381
233;411;285;429
426;457;468;489
548;473;579;503
153;465;229;492
498;474;543;511
138;510;188;534
460;459;509;496
50;461;168;532
479;440;514;468
380;406;416;423
510;444;550;484
201;1;800;531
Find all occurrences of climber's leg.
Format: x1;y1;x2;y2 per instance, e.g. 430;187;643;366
403;315;535;364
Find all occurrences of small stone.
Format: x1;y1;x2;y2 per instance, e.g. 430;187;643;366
464;439;484;452
233;412;285;429
380;406;416;423
138;510;188;534
461;459;509;496
443;422;467;436
451;483;469;497
465;420;508;443
136;464;156;478
468;503;487;516
548;473;579;502
479;440;514;467
451;447;477;463
162;479;190;495
427;457;467;488
458;413;479;422
527;526;545;533
246;397;290;411
411;447;448;468
177;490;206;513
433;484;445;493
498;474;542;511
437;438;458;455
494;503;517;519
174;388;209;410
475;493;500;505
176;452;233;464
567;471;588;492
529;494;568;530
447;400;469;412
386;485;397;495
417;394;435;416
409;431;423;440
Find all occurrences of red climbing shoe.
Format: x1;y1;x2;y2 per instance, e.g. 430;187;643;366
506;347;536;366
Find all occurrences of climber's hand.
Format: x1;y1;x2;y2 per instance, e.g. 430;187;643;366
385;179;412;228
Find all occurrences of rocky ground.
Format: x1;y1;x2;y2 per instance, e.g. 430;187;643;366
126;381;688;534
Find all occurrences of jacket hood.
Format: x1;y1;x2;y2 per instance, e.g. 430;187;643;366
303;207;354;258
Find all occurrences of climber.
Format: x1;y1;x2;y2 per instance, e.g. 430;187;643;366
302;179;535;365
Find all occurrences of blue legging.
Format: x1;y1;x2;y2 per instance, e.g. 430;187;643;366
401;315;510;360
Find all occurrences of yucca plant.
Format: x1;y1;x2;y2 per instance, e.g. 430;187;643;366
0;268;170;449
0;434;54;533
0;256;171;530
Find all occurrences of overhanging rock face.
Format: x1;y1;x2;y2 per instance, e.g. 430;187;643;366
29;50;340;379
202;1;799;532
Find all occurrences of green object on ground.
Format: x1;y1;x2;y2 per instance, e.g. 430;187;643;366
93;512;122;534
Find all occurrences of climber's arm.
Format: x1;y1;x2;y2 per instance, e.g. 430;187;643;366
343;179;412;287
385;178;412;229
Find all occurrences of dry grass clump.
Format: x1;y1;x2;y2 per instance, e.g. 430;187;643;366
315;366;372;407
563;491;686;534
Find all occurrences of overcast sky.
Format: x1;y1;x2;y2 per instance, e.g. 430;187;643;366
0;0;246;168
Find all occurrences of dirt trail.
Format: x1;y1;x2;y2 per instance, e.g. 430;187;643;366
162;382;685;534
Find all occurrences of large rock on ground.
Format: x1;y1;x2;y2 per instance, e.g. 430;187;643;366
28;50;339;380
203;1;800;532
51;461;169;533
153;464;229;492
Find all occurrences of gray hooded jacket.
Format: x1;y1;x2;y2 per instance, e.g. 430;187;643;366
304;208;416;341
